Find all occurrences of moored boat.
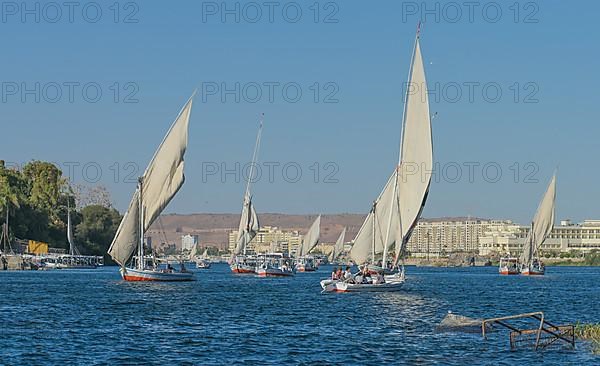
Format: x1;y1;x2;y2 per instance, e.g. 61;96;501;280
108;93;196;282
498;257;519;275
230;255;257;274
256;253;294;277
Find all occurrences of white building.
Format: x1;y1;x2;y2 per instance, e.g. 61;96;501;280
406;218;600;257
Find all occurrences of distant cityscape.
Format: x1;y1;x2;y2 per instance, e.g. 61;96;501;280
146;215;600;257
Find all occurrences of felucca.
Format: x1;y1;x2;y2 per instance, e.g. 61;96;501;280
328;227;346;265
519;174;556;276
295;215;321;272
230;117;262;274
108;93;195;281
330;27;433;292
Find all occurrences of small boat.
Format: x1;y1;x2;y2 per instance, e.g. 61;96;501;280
190;246;211;269
498;257;519;275
256;253;294;277
519;174;556;276
520;259;545;276
295;215;321;272
196;259;211;269
108;93;196;282
230;118;263;274
295;255;318;272
230;255;257;274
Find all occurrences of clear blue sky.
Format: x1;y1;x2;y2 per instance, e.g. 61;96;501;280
1;0;598;224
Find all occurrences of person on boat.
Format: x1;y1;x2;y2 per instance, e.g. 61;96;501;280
165;263;174;273
336;267;343;279
344;266;352;280
361;266;371;284
331;269;338;280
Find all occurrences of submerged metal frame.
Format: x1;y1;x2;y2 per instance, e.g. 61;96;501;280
481;312;575;350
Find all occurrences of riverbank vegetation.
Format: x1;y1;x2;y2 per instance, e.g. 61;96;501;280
0;160;121;260
575;323;600;354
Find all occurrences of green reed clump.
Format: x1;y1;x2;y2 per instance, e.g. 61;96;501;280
575;323;600;354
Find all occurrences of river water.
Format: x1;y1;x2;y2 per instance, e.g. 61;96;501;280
1;264;599;365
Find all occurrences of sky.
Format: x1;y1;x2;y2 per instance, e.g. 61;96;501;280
1;0;598;224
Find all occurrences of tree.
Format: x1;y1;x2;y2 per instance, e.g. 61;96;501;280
75;205;122;262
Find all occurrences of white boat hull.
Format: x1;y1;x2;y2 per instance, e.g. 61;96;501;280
120;267;195;282
334;279;405;292
257;267;294;277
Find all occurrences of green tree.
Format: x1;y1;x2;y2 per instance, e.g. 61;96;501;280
75;205;122;262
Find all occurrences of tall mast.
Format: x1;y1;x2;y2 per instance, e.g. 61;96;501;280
371;201;376;264
138;178;144;270
382;26;421;266
245;114;263;199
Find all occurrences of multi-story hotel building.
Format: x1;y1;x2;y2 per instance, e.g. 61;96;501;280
406;218;600;257
228;226;302;254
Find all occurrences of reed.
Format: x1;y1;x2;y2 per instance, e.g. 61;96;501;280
575;323;600;354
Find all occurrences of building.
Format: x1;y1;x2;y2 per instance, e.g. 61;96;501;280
406;218;513;257
406;218;600;257
181;234;199;252
228;226;302;254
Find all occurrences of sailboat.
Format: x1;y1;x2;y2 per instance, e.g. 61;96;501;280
295;215;321;272
329;227;346;265
108;93;195;281
189;244;211;269
519;174;556;276
329;27;433;293
230;118;262;274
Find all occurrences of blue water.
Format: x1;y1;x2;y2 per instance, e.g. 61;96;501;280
1;265;599;365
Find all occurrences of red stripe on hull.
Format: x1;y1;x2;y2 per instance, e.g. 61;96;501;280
521;271;544;276
231;268;255;274
122;275;193;282
499;270;519;275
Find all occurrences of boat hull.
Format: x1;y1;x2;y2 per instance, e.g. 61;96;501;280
499;267;519;275
257;268;294;277
520;266;545;276
230;263;256;274
334;279;404;292
121;268;195;282
295;264;317;272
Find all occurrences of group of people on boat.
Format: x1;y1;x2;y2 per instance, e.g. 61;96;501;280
331;266;352;281
330;265;386;284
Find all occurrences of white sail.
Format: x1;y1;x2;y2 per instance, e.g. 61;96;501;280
350;34;433;266
108;190;141;267
521;174;556;265
298;215;321;257
189;243;198;259
330;227;346;262
108;94;194;267
201;248;208;259
349;172;398;264
233;194;259;256
141;96;193;231
394;36;433;264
